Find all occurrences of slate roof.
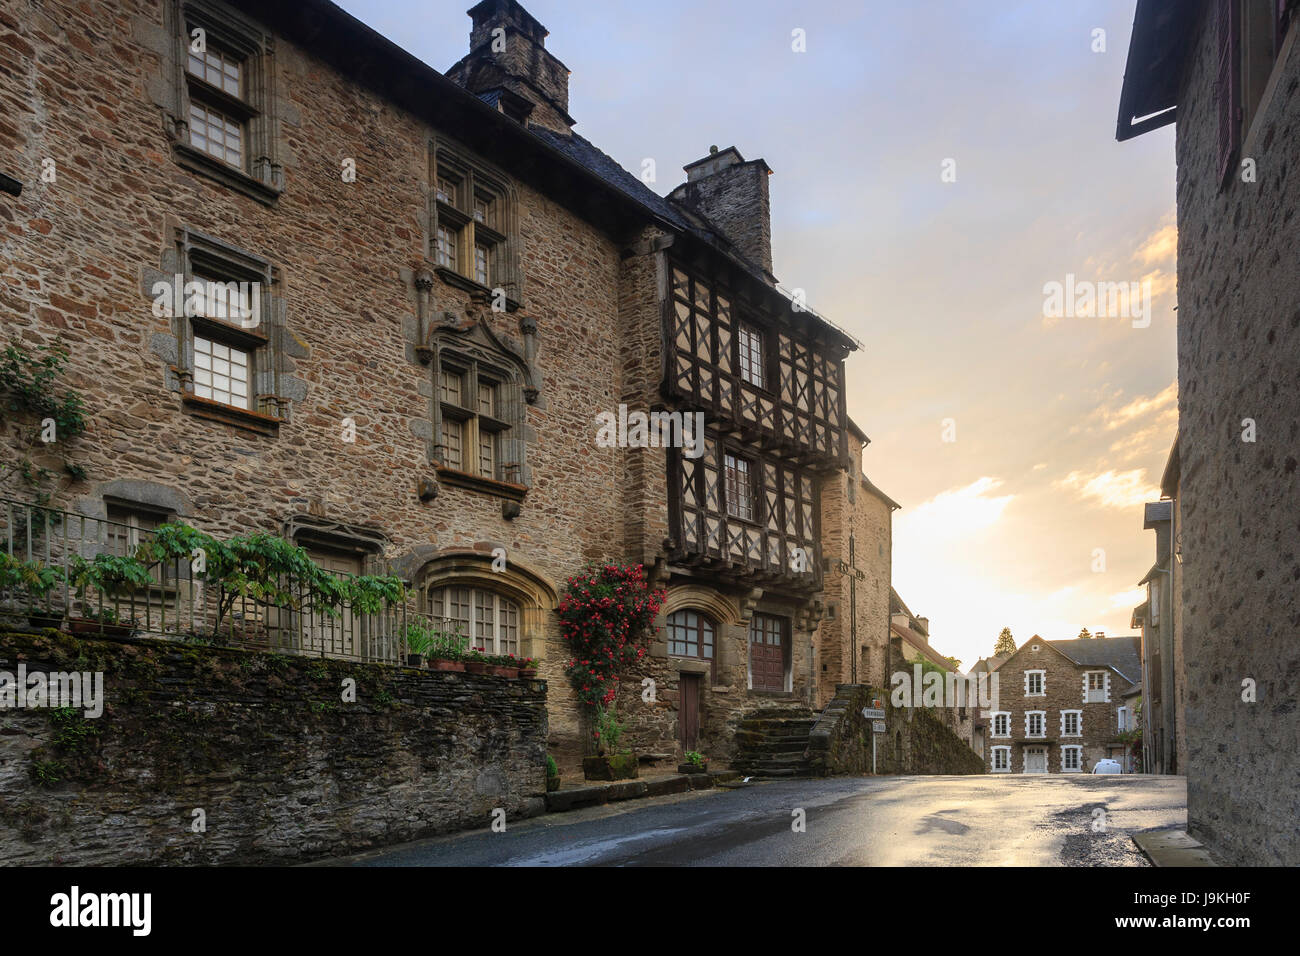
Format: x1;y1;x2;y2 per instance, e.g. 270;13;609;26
526;126;792;301
1048;636;1142;685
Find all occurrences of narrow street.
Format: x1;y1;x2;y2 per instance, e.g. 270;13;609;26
326;775;1187;867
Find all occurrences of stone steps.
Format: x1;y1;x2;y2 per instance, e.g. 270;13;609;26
732;705;818;778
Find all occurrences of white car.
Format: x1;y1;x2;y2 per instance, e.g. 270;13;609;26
1092;758;1123;774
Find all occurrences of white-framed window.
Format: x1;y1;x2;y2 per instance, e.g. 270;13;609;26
1117;705;1129;732
1026;711;1045;737
1061;709;1082;737
192;334;251;409
1025;669;1045;696
991;746;1011;772
991;712;1010;738
1084;670;1109;703
1061;745;1082;773
428;585;519;656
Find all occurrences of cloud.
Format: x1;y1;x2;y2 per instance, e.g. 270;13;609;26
898;477;1015;539
1055;469;1161;510
1103;381;1178;431
1110;587;1147;609
1134;222;1177;267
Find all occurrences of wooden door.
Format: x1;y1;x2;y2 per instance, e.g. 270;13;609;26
749;613;787;692
679;673;701;751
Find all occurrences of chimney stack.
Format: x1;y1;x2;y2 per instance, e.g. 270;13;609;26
669;146;774;280
445;0;574;134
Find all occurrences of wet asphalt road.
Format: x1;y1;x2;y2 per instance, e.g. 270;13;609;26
323;774;1187;867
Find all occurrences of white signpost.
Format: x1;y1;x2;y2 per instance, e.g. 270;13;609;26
863;707;887;774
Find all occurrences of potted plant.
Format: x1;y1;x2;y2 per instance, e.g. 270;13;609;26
66;553;151;637
427;626;468;672
462;649;489;675
517;657;538;679
490;655;519;678
582;706;639;781
67;605;137;638
679;751;709;775
404;620;433;667
546;754;561;792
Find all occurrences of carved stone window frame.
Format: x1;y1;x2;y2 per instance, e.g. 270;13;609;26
421;318;533;508
165;0;283;203
162;225;292;434
428;137;521;307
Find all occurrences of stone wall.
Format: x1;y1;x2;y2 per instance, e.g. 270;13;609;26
0;0;627;767
0;628;547;865
1172;6;1300;866
817;445;894;707
807;683;984;776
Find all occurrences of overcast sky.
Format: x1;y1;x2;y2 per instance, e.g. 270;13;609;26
338;0;1178;670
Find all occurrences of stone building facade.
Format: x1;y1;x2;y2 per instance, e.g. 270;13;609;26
1118;0;1300;864
982;635;1141;775
0;0;899;774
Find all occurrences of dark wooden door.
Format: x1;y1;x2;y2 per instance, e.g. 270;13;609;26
749;614;787;692
679;673;701;751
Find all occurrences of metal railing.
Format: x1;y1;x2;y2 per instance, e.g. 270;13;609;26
0;497;462;666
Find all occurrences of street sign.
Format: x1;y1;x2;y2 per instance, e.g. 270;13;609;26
861;707;886;720
872;720;886;734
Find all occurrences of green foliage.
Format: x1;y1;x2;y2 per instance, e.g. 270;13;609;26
684;750;707;768
0;339;90;503
1078;627;1092;639
139;521;405;636
67;552;153;598
0;339;87;440
545;754;559;778
993;627;1016;656
0;553;64;599
30;759;64;788
593;705;627;754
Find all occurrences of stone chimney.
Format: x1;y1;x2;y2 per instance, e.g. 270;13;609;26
668;146;774;280
916;617;930;638
445;0;574;135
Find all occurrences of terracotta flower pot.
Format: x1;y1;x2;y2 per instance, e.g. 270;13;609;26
490;665;519;678
430;659;465;672
68;617;133;638
463;660;488;675
28;612;64;630
518;667;538;679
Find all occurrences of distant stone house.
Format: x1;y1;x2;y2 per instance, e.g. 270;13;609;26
0;0;899;773
1117;0;1299;864
983;636;1141;774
